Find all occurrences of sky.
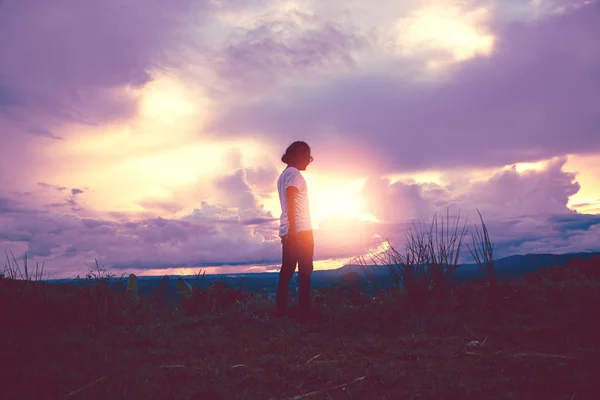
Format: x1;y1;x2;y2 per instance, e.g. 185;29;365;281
1;0;599;278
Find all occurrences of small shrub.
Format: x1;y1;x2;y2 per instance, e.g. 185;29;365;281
349;209;497;315
352;209;470;310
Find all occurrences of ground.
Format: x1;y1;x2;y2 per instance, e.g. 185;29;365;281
1;259;599;400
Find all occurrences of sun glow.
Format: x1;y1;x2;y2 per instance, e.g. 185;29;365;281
303;176;377;228
138;75;201;122
46;72;276;213
305;178;357;226
513;160;548;174
262;175;376;229
395;5;495;68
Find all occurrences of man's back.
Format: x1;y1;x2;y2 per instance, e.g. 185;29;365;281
277;166;311;237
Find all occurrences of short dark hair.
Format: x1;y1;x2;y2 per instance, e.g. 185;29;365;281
281;141;311;164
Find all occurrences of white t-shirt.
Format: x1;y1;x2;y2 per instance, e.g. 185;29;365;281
277;167;312;237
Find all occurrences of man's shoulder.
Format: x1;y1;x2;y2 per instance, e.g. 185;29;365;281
280;167;305;186
280;167;301;178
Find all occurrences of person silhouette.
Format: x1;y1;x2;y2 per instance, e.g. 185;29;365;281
276;141;315;319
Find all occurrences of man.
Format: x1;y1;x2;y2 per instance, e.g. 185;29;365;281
276;141;315;319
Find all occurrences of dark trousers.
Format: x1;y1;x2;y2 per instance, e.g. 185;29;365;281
276;230;314;314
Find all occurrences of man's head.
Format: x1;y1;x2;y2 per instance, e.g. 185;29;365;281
281;141;313;171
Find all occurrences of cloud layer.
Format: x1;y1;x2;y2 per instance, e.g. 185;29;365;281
2;156;599;278
210;3;600;175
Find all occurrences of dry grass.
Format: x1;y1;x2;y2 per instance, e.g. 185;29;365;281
2;250;47;281
1;256;599;400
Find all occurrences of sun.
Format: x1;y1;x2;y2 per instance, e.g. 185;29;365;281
303;176;375;228
262;175;378;229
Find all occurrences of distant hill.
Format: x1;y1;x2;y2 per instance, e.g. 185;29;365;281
47;251;600;308
332;251;600;280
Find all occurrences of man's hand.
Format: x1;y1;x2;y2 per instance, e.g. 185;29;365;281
286;228;297;243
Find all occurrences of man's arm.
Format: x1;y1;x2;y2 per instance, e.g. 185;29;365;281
286;186;299;235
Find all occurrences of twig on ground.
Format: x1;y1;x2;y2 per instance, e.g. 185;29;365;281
64;376;107;398
286;375;366;400
160;364;203;372
513;352;588;360
305;353;324;365
464;351;589;361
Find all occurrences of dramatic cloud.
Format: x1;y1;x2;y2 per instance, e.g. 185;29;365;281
246;164;280;198
2;155;599;278
212;14;366;92
0;0;211;192
362;156;600;260
0;195;278;277
463;157;581;218
213;169;261;210
0;0;206;125
362;178;433;222
210;3;600;175
0;192;372;278
367;157;581;222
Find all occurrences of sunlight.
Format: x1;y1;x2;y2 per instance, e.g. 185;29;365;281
513;160;551;174
54;74;214;164
51;127;271;213
395;5;495;68
44;73;281;214
564;153;600;213
303;176;366;228
138;75;200;122
260;174;378;231
568;196;599;214
388;170;444;186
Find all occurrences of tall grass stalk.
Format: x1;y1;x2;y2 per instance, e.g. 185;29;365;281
467;209;495;283
2;250;46;281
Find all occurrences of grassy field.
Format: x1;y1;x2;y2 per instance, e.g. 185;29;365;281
1;256;600;400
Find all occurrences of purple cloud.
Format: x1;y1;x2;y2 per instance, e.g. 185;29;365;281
37;182;66;192
212;15;366;92
362;178;433;222
463;157;580;218
359;156;600;262
0;0;211;189
0;0;206;127
1;153;599;278
246;163;279;198
0;196;22;214
216;149;279;198
213;169;261;210
0;82;17;107
0;195;280;277
366;157;580;223
210;3;600;175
